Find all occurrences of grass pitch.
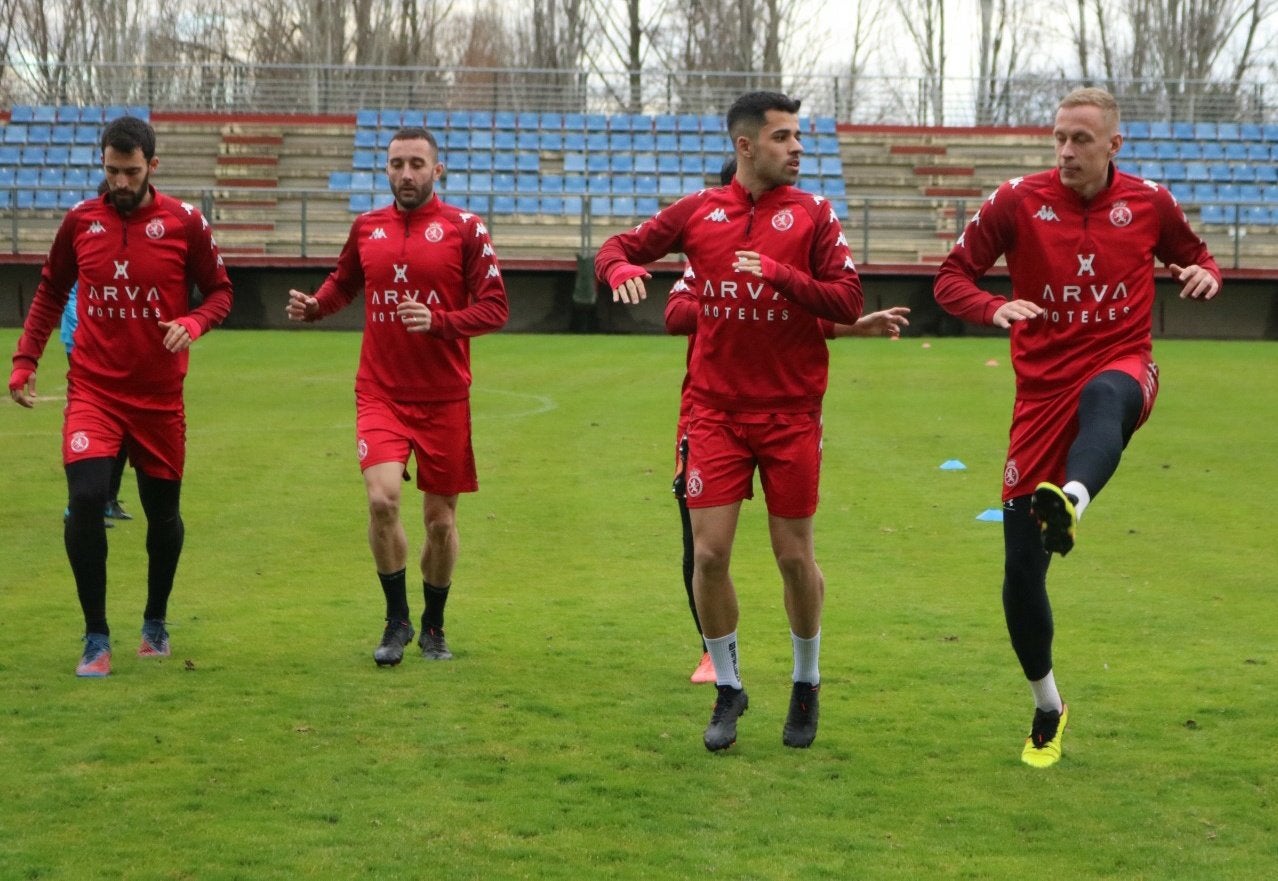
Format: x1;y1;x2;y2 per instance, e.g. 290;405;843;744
0;329;1274;880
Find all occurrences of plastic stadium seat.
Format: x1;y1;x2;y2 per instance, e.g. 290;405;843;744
378;110;402;128
2;126;26;144
468;152;494;171
349;192;374;213
516;153;538;172
538;195;564;214
636;196;660;215
34;188;59;209
1184;162;1209;182
678;133;702;152
1200;204;1233;224
1240;123;1263;141
1224;143;1248;161
39;167;63;186
658;176;682;196
1153;141;1178;160
699;113;721;132
610;154;634;173
514;111;537;130
443;129;467;150
0;190;11;209
32;106;56;123
539;174;564;193
515;131;538;151
494;111;517;130
51;124;75;145
16;189;35;209
587;174;610;193
1191;183;1217;202
1128;141;1156;160
9;105;35;124
58;189;83;209
375;129;395;148
676;113;700;132
1168;182;1193;202
470;111;493;129
1149;121;1172;139
538;132;563;151
1232;165;1256;183
656;133;678;153
657;154;680;174
493;130;517;151
492;172;515;193
679;154;702;173
630;114;655;132
1172;121;1194;140
562;112;585;130
1139;161;1165;180
125;105;149;121
681;174;705;191
1264;185;1278;202
818;157;843;177
814;135;839;156
585;113;607;131
586;132;609;152
397;110;423;127
1237;184;1262;202
562;195;583;216
1125;121;1151;139
1191;121;1216;140
608;133;632;151
703;133;730;154
799;176;821;191
607;114;631;132
350;171;375;190
1246;143;1271;161
0;166;15;186
655;114;677;132
1254;165;1277;184
446;172;469;193
25;124;51;144
468;172;493;193
425;109;447;129
831;199;849;220
824;177;848;196
564;153;587;173
586;153;609;173
539;112;564;130
632;133;655;152
20;146;45;165
515;195;539;214
104;105;128;121
354;129;377;148
356;109;379;128
634;154;657;174
635;175;658;196
814;116;836;135
516;173;539;192
1200;141;1225;160
352;150;379;170
560;130;584;151
611;176;635;195
0;145;18;164
1243;205;1272;225
470;131;493;150
1216;183;1238;201
612;196;637;216
589;195;610;216
563;175;586;194
69;146;94;165
1208;163;1232;182
1217;122;1240;141
447;110;472;129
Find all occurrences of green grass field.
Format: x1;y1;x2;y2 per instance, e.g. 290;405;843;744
1;329;1274;880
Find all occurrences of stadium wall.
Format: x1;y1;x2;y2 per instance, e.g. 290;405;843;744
1;260;1275;339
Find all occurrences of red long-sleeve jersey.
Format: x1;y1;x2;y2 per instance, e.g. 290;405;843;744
311;196;509;403
12;189;233;397
597;178;862;414
934;166;1219;399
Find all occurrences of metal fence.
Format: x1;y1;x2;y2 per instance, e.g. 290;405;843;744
2;61;1275;126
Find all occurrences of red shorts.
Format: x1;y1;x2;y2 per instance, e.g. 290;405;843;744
356;393;477;495
683;405;822;518
1002;355;1158;500
63;388;185;480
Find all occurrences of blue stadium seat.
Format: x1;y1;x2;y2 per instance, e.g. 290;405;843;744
612;196;636;216
354;129;377;148
585;113;607;131
1153;141;1178;160
656;133;678;153
34;188;59;209
631;114;655;132
658;176;682;196
356;109;379;128
494;111;517;130
470;131;494;150
814;116;836;135
1217;183;1239;201
1240;123;1263;141
589;195;610;216
539;196;564;214
1128;141;1156;160
20;146;46;165
1200;203;1234;225
679;154;702;173
471;111;493;129
1179;142;1206;160
58;189;82;209
493;130;517;151
2;126;26;145
0;145;18;164
562;112;585;130
681;174;705;191
1224;142;1248;161
15;189;35;209
612;176;635;195
610;154;634;173
125;105;149;121
1246;143;1271;161
657;154;679;174
516;195;539;213
352;150;379;170
0;166;15;185
468;173;493;193
799;176;821;192
1254;165;1277;184
467;152;493;172
1191;183;1217;202
1200;141;1225;160
1208;163;1232;182
676;113;700;132
515;111;538;130
69;145;94;165
1137;160;1164;180
1232;165;1256;183
516;173;539;192
703;133;730;154
516;153;538;172
1172;121;1194;140
447;172;469;192
492;158;515;184
1217;122;1240;141
636;196;660;215
516;131;538;151
39;167;63;186
561;195;582;216
831;199;849;220
818;157;843;177
586;153;609;173
539;112;564;130
678;133;702;152
823;177;847;196
350;171;375;190
1149;121;1172;139
74;123;99;145
1168;182;1193;202
25;124;51;144
32;106;56;123
540;174;564;193
814;135;839;155
348;192;375;213
378;110;402;128
426;110;448;129
539;132;564;151
375;129;395;148
632;133;655;152
655;114;677;132
51;124;75;145
699;113;721;132
44;146;70;165
1193;121;1217;140
585;132;609;152
564;153;586;173
1237;183;1262;202
448;152;472;171
608;114;632;132
634;153;657;174
562;131;585;151
104;105;128;121
701;155;723;174
78;106;103;124
608;133;632;151
400;110;424;127
1184;162;1209;182
1243;205;1272;225
447;110;472;129
563;175;586;194
587;174;610;193
1125;120;1151;139
444;129;468;150
635;175;658;196
9;105;35;124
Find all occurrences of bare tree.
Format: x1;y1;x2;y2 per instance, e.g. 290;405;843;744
975;0;1040;124
893;0;946;124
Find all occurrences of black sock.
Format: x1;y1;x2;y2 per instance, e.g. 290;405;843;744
138;471;184;622
423;582;450;629
378;569;410;621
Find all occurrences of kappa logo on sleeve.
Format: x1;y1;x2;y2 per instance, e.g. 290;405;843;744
703;208;729;223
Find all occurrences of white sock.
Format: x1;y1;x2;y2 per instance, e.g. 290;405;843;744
1030;670;1063;713
791;630;821;685
705;632;742;689
1062;480;1091;520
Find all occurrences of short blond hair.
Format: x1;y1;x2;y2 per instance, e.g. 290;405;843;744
1059;87;1120;131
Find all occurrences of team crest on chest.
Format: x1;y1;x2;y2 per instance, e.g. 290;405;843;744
424;222;444;243
145;218;166;239
771;209;794;232
1109;201;1132;227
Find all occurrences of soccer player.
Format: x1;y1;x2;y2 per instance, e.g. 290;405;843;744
286;127;508;668
597;91;864;751
9;116;235;677
933;87;1221;767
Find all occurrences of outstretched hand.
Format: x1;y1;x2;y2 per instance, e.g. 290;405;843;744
1168;263;1219;300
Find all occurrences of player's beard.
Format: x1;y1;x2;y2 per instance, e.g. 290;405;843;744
395;181;433;211
110;170;151;215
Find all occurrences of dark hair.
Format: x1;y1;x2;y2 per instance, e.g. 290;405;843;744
390;127;440;153
726;91;802;139
100;116;156;160
719;157;737;186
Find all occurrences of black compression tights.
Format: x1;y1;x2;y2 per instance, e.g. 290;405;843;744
65;459;183;636
1000;370;1144;680
1065;370;1144;498
677;494;705;647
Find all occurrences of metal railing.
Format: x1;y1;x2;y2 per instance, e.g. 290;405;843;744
1;186;1269;270
2;61;1274;127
